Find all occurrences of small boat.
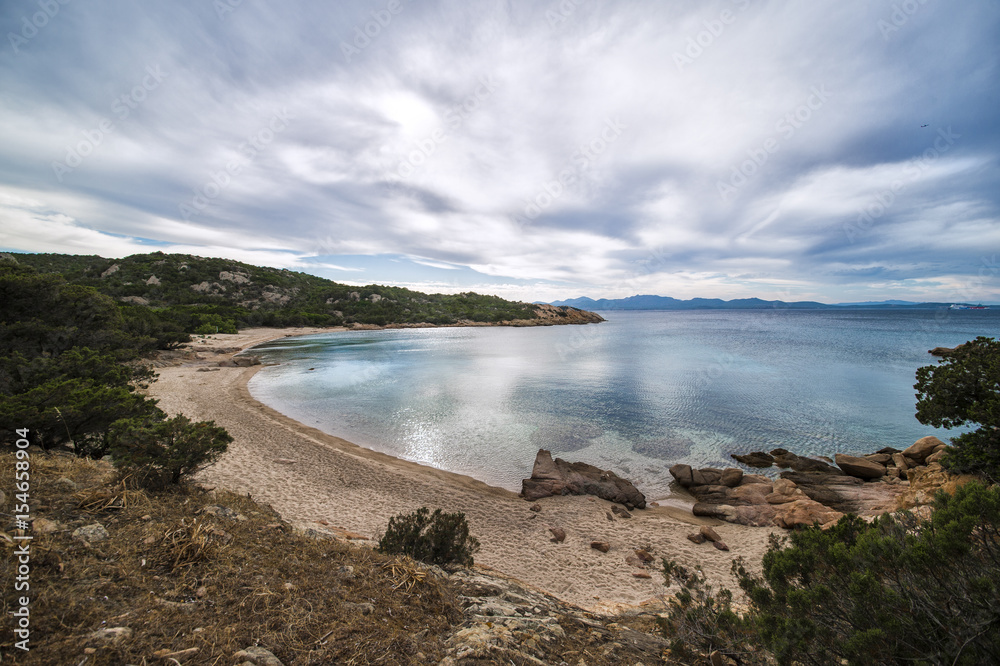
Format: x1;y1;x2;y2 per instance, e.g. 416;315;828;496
949;303;990;310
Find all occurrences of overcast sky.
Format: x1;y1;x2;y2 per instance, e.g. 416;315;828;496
1;1;998;304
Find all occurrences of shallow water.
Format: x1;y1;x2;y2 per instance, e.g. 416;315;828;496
247;309;999;498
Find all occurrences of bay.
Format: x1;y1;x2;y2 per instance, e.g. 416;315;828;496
246;309;999;498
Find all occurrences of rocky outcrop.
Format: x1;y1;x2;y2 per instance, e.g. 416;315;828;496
675;437;966;529
521;450;646;509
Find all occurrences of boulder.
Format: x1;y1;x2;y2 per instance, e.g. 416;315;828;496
234;646;284;666
835;453;886;480
903;436;946;464
699;526;722;543
730;451;775;467
733;504;779;526
686;532;707;544
729;484;770;504
668;463;694;487
925;448;948;464
712;540;730;551
772;450;842;474
739;474;772;486
634;549;655;563
773;499;844;529
691;468;723;486
864;453;892;465
548;527;566;543
891;452;909;470
772;478;799;496
720;468;744;487
692;503;737;522
521;450;646;509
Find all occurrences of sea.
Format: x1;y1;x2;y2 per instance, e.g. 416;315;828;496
246;309;999;499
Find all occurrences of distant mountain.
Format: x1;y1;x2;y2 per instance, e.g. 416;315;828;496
546;295;960;311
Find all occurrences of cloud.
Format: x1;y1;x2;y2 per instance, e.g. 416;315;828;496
1;0;998;303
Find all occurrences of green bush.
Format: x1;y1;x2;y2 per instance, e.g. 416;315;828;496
376;507;480;567
736;481;1000;665
108;415;232;488
914;336;1000;482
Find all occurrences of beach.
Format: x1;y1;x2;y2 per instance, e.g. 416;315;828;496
145;327;778;613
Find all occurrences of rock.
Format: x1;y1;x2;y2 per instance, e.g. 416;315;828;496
549;527;566;543
739;474;772;486
929;346;956;357
686;532;707;544
732;504;779;527
835;453;886;480
88;627;132;644
692;503;737;522
712;540;729;552
773;499;844;529
233;355;261;367
73;523;109;544
632;571;652;579
521;450;646;509
529;503;541;512
590;541;611;553
730;451;775;467
772;478;799;495
699;526;722;543
772;450;842;474
53;476;77;490
685;484;735;504
892;452;909;470
634;549;655;563
691;468;723;486
720;468;744;487
903;436;946;464
233;646;284;666
925;448;948;464
878;446;902;454
864;453;892;465
765;492;797;504
32;517;62;534
606;511;615;521
611;505;632;519
729;484;770;504
668;464;694;487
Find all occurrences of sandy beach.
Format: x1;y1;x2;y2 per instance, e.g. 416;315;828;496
146;327;777;613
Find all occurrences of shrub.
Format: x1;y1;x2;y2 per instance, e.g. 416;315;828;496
108;415;232;488
736;481;1000;665
914;336;1000;481
376;507;480;567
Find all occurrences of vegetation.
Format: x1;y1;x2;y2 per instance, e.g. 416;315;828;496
8;251;541;330
0;260;226;484
915;336;1000;481
658;481;1000;665
376;507;480;567
108;415;233;488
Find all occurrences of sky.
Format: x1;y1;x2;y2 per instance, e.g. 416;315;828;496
1;1;999;304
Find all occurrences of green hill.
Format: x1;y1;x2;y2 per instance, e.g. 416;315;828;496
4;251;551;330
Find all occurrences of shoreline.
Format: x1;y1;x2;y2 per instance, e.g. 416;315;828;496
146;326;776;613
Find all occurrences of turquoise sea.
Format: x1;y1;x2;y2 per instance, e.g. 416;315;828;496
246;309;999;498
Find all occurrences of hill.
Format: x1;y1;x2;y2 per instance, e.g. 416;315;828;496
548;294;957;310
5;252;601;330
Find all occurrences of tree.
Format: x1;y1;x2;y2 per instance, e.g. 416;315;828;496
108;415;232;488
376;507;480;567
914;336;1000;481
734;481;1000;665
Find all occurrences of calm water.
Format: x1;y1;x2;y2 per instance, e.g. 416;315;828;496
247;309;999;498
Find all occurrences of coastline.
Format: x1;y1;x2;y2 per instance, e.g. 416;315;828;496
145;326;776;613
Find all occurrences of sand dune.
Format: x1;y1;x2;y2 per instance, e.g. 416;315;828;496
145;327;777;612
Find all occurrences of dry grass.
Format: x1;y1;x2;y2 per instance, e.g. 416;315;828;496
1;451;676;665
1;451;461;664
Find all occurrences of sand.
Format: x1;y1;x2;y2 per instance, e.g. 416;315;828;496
145;327;778;613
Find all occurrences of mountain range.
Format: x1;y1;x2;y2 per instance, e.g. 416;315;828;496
545;295;974;310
